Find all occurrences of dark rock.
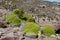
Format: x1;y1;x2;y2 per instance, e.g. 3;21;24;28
13;24;21;27
21;37;25;40
56;29;60;34
0;22;8;28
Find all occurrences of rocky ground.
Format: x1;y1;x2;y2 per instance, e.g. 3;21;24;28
0;0;60;19
0;24;39;40
0;27;60;40
11;0;60;19
0;0;60;40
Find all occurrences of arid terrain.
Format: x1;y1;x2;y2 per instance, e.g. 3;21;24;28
0;0;60;40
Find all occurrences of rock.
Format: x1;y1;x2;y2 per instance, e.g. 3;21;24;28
13;27;20;31
21;37;25;40
0;36;14;40
12;24;21;27
0;22;8;28
25;33;38;38
51;35;56;37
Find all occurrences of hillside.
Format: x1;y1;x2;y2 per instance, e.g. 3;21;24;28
0;0;60;20
1;0;60;20
0;0;60;40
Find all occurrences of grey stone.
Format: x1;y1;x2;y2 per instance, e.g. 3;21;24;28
0;36;14;40
25;33;38;38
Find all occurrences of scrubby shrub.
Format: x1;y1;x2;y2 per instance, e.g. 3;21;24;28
22;14;35;22
41;24;55;36
13;9;24;18
22;22;40;34
3;9;35;24
5;13;21;25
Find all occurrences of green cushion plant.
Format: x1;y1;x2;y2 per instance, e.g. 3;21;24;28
3;9;35;25
22;22;40;34
41;24;56;36
13;9;35;22
13;9;24;19
22;14;35;22
5;13;21;25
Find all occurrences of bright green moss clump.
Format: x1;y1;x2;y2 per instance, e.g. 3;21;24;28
13;9;24;19
22;22;40;34
41;24;55;36
22;14;35;22
6;13;21;24
3;9;35;24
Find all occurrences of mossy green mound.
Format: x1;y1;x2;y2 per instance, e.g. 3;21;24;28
41;24;55;36
13;9;24;18
5;13;21;24
3;9;35;25
22;14;35;22
22;22;40;34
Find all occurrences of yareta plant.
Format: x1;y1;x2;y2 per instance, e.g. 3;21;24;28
13;9;35;22
41;24;56;36
3;9;35;24
13;9;24;18
3;9;23;25
5;13;21;25
22;14;35;22
22;22;40;34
